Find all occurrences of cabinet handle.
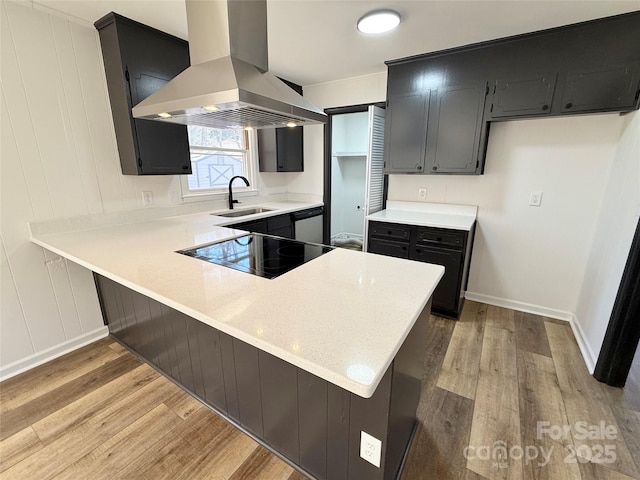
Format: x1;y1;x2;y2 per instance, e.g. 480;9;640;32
417;165;423;171
401;246;407;251
565;102;573;109
387;231;392;235
541;104;549;111
432;165;438;171
416;248;421;253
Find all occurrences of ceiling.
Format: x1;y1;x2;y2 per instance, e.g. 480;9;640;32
38;0;640;86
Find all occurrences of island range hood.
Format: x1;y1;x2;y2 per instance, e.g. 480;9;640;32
132;0;326;129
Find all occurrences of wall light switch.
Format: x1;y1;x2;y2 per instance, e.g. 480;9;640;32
529;191;543;207
360;431;382;468
142;191;154;206
418;187;427;199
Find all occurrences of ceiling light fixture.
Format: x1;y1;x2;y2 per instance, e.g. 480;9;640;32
157;112;172;118
286;121;297;128
357;9;401;34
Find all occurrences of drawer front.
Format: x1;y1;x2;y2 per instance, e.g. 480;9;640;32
368;238;410;259
369;222;411;241
267;213;291;231
415;227;465;249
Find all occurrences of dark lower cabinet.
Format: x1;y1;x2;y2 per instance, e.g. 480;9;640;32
94;273;429;480
367;221;475;318
229;212;293;238
412;246;462;312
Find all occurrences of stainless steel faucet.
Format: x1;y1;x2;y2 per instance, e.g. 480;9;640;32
228;176;250;209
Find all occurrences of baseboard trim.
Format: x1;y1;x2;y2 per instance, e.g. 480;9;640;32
0;326;109;382
464;292;597;373
568;314;597;374
464;292;573;321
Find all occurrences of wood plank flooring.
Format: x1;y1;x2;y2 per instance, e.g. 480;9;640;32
1;302;639;479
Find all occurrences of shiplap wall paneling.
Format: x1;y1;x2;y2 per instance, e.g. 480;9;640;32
5;0;89;218
1;78;67;354
0;235;34;365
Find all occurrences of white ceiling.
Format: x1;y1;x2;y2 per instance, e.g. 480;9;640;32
38;0;640;86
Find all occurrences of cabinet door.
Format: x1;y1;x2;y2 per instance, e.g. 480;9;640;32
490;73;556;118
411;246;463;312
276;127;304;172
384;92;430;174
426;83;488;174
561;62;640;114
128;72;191;174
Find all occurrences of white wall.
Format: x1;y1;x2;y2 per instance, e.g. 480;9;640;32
0;1;287;379
388;114;626;319
287;72;387;197
574;111;640;369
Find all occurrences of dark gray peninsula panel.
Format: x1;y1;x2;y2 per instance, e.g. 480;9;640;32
94;274;430;480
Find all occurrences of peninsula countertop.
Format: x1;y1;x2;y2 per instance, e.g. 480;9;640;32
30;201;444;398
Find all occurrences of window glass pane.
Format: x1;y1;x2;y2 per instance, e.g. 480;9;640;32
188;149;246;190
185;125;253;193
187;125;245;149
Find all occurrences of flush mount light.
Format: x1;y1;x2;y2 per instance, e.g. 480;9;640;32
203;105;220;112
357;9;401;34
157;112;172;118
286;121;297;128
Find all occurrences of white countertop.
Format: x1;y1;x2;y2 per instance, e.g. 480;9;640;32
30;201;444;398
366;201;477;231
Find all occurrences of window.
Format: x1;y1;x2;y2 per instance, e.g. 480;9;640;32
181;125;257;197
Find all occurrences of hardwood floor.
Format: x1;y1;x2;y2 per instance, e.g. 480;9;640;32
1;302;638;479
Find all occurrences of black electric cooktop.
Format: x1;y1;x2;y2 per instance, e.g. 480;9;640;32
177;234;333;279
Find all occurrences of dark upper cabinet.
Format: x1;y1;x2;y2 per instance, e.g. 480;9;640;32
258;79;304;173
95;13;192;175
384;92;430;173
426;83;488;174
258;126;304;172
490;73;557;118
384;12;640;175
560;62;640;114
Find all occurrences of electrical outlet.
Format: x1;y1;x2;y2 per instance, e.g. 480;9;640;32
142;191;154;206
360;431;382;468
418;187;427;199
529;191;543;207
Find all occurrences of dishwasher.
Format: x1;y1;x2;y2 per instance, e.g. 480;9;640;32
292;207;324;244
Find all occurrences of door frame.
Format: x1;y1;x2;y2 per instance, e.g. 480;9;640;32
322;102;387;245
593;217;640;386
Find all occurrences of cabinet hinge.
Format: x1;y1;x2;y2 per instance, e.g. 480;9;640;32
490;104;494;113
125;69;130;82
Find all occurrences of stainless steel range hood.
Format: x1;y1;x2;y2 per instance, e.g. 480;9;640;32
132;0;326;129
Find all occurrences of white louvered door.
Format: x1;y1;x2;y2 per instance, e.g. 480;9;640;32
363;105;386;251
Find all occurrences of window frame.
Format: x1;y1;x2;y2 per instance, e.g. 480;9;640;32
179;127;260;201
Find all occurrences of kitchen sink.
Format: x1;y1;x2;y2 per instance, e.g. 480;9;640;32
214;208;274;218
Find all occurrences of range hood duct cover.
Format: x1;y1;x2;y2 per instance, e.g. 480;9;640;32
132;0;326;129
